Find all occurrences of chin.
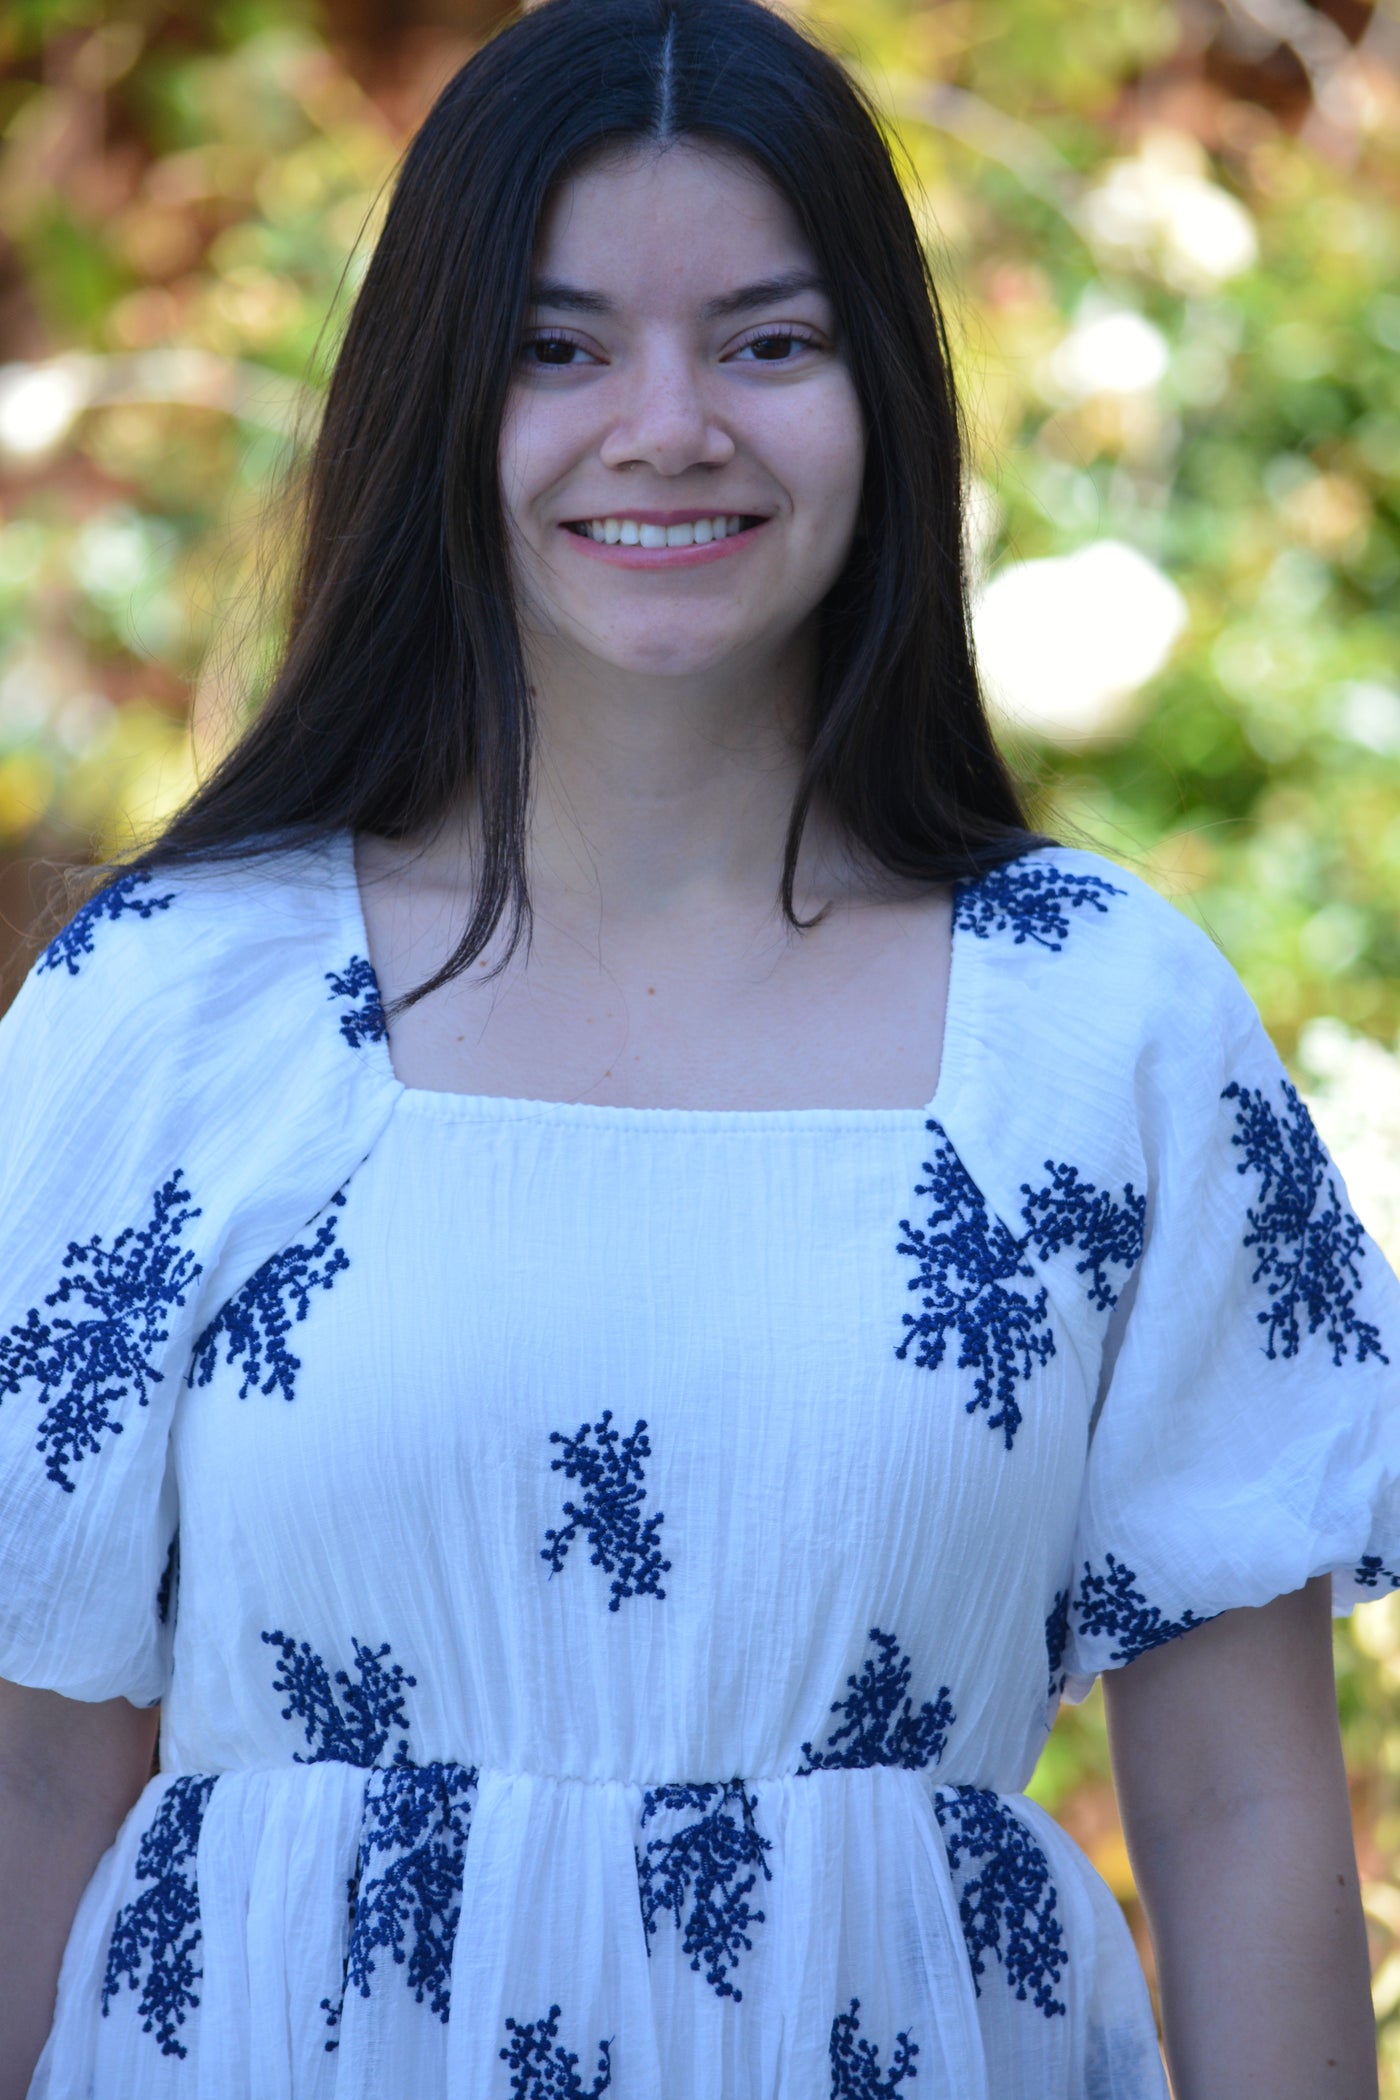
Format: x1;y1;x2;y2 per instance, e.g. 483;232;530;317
599;643;756;680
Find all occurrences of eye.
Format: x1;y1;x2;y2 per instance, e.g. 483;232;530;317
519;332;599;369
728;328;822;364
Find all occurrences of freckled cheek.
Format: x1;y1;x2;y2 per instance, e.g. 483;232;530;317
769;392;864;549
497;399;584;540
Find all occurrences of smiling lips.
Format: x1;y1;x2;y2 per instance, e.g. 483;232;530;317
560;509;768;567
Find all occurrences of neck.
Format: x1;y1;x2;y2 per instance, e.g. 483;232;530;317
424;629;873;928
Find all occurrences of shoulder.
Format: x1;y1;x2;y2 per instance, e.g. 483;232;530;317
9;832;386;1099
34;834;351;978
28;833;363;1011
940;843;1270;1221
956;841;1249;1046
2;832;398;1305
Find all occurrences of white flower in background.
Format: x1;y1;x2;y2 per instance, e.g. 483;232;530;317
69;508;181;657
1329;679;1400;757
0;355;98;458
1038;302;1170;406
1296;1018;1400;1273
963;475;1002;592
70;509;159;600
1078;127;1258;294
972;538;1188;742
0;349;304;462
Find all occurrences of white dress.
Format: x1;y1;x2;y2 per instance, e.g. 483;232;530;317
4;832;1399;2100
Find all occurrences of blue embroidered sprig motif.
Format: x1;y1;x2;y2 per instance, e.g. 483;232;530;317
1074;1553;1208;1665
933;1788;1068;2017
261;1629;415;1766
38;869;177;977
953;861;1124;952
500;2004;613;2098
895;1131;1052;1448
798;1628;955;1774
326;955;387;1050
188;1190;350;1402
0;1173;203;1490
635;1780;773;2000
895;1131;1143;1449
829;1998;919;2096
541;1410;670;1610
321;1762;479;2046
1356;1555;1400;1590
1018;1164;1146;1313
101;1775;218;2058
1223;1076;1388;1368
1045;1588;1070;1705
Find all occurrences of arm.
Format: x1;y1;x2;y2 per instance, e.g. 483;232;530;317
0;1680;158;2100
1104;1574;1376;2100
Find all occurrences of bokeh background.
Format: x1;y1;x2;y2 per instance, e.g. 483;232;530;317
1;0;1398;2075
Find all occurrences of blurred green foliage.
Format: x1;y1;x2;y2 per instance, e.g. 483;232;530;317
1;0;1398;2075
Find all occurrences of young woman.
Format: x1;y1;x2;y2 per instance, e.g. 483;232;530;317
1;1;1395;2095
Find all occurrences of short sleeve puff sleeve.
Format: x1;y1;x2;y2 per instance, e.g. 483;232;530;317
1062;909;1400;1695
0;851;398;1706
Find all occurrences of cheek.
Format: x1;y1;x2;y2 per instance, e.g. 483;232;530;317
785;381;865;538
497;391;566;532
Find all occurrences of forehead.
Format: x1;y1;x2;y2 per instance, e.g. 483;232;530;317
532;141;818;310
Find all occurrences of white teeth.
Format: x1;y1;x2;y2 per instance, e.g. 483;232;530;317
575;514;752;545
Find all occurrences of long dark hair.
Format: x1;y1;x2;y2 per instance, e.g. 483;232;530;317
110;0;1047;1001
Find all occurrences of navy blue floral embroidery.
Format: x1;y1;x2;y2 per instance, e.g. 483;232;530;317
798;1628;955;1774
829;1998;919;2096
934;1788;1068;2017
1223;1077;1388;1368
261;1629;415;1766
1074;1553;1208;1665
541;1410;670;1610
101;1775;218;2058
896;1132;1143;1449
895;1132;1053;1448
38;870;177;978
500;2004;613;2097
1356;1555;1400;1590
953;860;1124;952
189;1190;349;1402
1045;1588;1070;1704
156;1532;179;1626
635;1780;773;2001
321;1762;478;2046
1019;1164;1145;1313
326;955;387;1050
0;1173;203;1491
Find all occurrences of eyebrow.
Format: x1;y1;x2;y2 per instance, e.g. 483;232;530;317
527;270;830;322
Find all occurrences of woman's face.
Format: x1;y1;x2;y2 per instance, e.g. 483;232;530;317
499;140;865;688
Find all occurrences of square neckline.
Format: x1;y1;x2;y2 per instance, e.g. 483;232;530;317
331;827;977;1131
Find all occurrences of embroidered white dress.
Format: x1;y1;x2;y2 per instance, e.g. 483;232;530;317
5;833;1400;2100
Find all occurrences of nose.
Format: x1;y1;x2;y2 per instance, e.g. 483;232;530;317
597;342;735;476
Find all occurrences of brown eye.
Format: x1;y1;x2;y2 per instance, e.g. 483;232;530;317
732;330;819;363
522;335;590;367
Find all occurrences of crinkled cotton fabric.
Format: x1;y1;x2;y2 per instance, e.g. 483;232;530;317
4;832;1399;2100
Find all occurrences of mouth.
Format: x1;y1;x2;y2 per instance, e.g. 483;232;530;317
561;512;769;549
